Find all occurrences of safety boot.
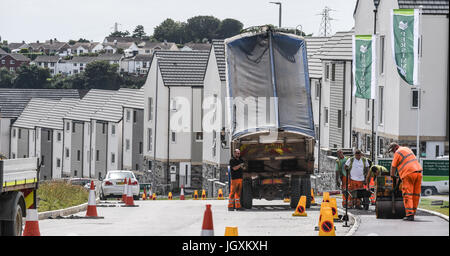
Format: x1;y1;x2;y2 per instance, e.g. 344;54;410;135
403;215;414;221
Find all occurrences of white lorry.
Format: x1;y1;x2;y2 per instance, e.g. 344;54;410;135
0;157;39;236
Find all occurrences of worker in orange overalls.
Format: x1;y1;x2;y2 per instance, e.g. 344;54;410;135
344;149;370;209
388;143;423;221
228;149;245;211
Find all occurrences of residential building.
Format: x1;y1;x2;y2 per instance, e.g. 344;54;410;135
32;55;60;75
143;50;210;192
120;54;152;75
354;0;449;158
137;41;179;55
0;53;30;72
181;43;212;51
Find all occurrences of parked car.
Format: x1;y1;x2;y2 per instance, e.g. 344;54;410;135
100;170;139;200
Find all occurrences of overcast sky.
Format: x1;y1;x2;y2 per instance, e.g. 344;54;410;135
1;0;357;43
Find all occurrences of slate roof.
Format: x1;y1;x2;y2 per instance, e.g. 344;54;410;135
154;50;210;87
305;37;330;79
95;53;123;62
63;89;116;122
315;29;354;61
37;98;80;130
91;88;142;122
398;0;449;14
0;53;30;62
0;89;80;119
12;98;59;129
212;39;226;82
182;43;212;51
33;55;60;63
68;56;97;63
0;48;7;55
139;41;178;50
122;88;144;109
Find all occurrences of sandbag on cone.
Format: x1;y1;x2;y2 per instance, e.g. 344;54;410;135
122;178;128;203
200;204;214;236
23;208;40;236
180;185;185;200
86;181;98;217
125;178;135;206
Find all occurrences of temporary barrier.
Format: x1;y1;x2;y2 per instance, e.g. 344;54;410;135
292;195;307;216
329;198;339;220
86;181;99;216
201;204;214;236
125;179;136;206
319;206;335;236
225;226;239;236
311;188;317;205
323;192;330;203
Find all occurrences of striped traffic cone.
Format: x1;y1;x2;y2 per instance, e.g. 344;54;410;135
200;204;214;236
125;178;135;206
23;208;40;236
86;181;98;217
180;185;185;200
122;178;128;203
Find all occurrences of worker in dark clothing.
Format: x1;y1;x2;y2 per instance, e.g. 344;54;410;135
228;149;245;211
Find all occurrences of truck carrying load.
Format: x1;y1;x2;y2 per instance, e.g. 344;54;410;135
224;26;315;209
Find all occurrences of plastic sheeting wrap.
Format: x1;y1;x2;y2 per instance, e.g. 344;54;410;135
225;31;315;140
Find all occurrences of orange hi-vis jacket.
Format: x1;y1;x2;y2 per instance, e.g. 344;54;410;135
391;147;422;179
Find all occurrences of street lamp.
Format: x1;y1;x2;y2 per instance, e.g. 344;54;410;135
269;2;282;28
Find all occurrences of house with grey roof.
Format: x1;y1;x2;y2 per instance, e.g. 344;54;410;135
120;54;152;75
62;89;116;178
137;41;179;55
89;88;143;179
354;0;449;158
143;50;210;192
122;88;145;173
201;39;230;196
0;89;80;158
32;55;61;75
181;43;212;52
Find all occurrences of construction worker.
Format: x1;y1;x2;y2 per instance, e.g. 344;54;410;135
228;149;245;211
365;164;389;204
344;149;370;209
335;149;349;207
388;143;423;221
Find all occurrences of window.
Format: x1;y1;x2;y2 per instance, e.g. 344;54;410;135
102;123;107;134
171;131;176;143
366;99;371;124
411;89;420;109
379;138;384;155
379;87;384;125
74;170;78;177
366;135;371;153
77;150;81;161
133;110;137;123
12;153;16;159
72;123;76;133
66;122;70;131
47;130;51;141
10;60;15;65
147;128;152;151
136;164;139;170
139;142;143;154
126;110;131;122
41;155;45;166
65;148;69;158
331;63;336;81
56;158;61;168
18;129;21;139
436;145;440;157
324;107;329;125
96;150;100;161
12;128;16;138
1;60;5;64
315;81;320;99
195;132;203;142
325;64;330;80
111;124;115;135
148;97;153;121
126;139;130;151
380;36;385;74
314;125;319;140
337;109;342;129
57;132;61;141
111;153;115;164
170;98;177;111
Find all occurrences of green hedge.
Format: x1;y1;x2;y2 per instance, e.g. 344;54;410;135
37;180;89;212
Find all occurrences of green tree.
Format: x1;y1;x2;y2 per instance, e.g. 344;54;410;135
153;18;185;43
109;30;130;37
185;16;221;42
0;67;15;88
84;61;121;90
68;40;77;45
78;38;90;43
216;18;243;39
13;65;50;88
132;25;147;39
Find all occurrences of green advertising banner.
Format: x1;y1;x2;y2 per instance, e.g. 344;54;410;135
353;35;376;99
391;9;420;86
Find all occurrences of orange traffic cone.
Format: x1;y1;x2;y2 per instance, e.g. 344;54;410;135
201;189;206;200
168;192;173;200
193;190;199;200
142;187;147;200
330;197;339;220
201;204;214;236
311;188;317;205
292;195;307;216
319;206;336;236
125;178;135;206
122;178;128;203
180;185;185;200
86;181;98;217
23;208;40;236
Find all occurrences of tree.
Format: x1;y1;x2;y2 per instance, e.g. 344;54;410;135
0;67;14;88
109;30;130;37
185;16;221;42
13;65;50;88
78;38;90;43
68;40;77;45
216;18;243;39
132;25;147;39
83;61;121;90
153;18;185;43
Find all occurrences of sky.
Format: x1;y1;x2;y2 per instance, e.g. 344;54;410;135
1;0;357;43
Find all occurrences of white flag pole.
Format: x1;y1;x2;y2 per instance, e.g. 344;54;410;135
416;6;423;159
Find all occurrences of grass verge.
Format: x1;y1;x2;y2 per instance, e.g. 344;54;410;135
419;198;449;216
37;181;89;212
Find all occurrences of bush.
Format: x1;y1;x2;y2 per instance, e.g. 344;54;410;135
37;180;89;212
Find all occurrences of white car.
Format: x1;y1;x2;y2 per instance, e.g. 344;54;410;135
100;170;139;200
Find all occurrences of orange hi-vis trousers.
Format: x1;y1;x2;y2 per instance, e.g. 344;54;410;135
402;172;422;216
228;178;243;209
348;179;364;207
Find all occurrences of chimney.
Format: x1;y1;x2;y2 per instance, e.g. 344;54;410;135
37;40;39;44
50;39;53;44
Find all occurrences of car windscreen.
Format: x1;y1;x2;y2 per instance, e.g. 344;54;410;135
107;172;134;179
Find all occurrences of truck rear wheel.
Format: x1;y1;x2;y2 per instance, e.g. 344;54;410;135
1;204;23;236
290;175;311;209
241;178;253;209
300;176;312;208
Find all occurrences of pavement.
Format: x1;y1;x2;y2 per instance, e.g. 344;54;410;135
37;199;353;236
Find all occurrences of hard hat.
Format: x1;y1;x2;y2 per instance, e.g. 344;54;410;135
387;142;399;153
